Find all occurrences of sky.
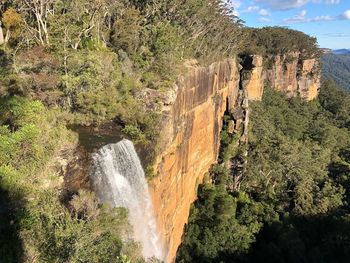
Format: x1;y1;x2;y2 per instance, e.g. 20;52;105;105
230;0;350;49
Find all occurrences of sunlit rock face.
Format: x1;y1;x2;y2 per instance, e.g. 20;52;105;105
242;55;264;101
243;53;320;101
265;52;300;98
149;54;321;262
149;59;240;262
298;58;321;101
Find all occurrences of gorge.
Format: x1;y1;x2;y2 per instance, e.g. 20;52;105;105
3;1;349;263
73;52;321;262
148;53;321;262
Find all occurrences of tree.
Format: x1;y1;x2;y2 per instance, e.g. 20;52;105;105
16;0;55;45
0;8;22;45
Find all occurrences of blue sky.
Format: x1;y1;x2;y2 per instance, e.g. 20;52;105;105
231;0;350;49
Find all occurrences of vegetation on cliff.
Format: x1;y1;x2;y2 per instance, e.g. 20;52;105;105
0;0;324;262
0;96;145;262
177;81;350;263
241;27;320;59
0;0;242;261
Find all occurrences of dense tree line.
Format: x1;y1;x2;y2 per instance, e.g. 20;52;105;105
177;81;350;263
241;27;320;59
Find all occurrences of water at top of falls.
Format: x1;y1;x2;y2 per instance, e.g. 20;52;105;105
90;139;166;261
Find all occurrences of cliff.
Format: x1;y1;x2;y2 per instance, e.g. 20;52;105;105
149;54;321;262
244;53;320;101
148;59;241;262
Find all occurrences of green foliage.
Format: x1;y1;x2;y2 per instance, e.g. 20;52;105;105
219;123;242;163
241;27;320;59
20;190;140;263
2;7;22;43
177;183;265;263
111;7;142;54
0;96;144;262
122;124;146;142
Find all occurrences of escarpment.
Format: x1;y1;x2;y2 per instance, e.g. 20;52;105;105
148;59;241;262
243;53;321;101
61;53;321;263
150;53;321;262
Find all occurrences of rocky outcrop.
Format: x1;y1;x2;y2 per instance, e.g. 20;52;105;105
297;58;320;101
241;55;264;101
150;54;321;262
265;52;300;98
244;53;320;101
149;59;241;262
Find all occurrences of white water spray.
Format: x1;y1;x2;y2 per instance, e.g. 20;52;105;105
90;139;165;261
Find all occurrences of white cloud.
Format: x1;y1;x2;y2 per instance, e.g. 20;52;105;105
242;5;270;16
255;0;310;10
259;9;270;16
254;0;340;10
244;5;260;12
313;15;333;21
341;10;350;20
323;33;350;37
283;9;308;23
299;9;307;17
283;9;335;23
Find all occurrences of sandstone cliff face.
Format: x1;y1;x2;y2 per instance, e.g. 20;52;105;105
245;53;320;101
150;54;321;262
297;58;320;101
149;59;240;262
242;55;264;101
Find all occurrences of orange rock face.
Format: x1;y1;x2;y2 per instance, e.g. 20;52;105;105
266;53;300;97
244;54;321;101
148;55;321;263
243;55;264;101
298;58;321;101
149;59;240;262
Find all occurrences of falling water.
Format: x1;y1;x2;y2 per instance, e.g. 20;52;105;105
90;139;165;261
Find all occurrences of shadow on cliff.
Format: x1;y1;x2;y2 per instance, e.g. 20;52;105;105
230;212;350;263
0;185;24;262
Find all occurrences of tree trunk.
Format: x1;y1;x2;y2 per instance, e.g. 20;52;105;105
0;23;4;45
4;28;10;43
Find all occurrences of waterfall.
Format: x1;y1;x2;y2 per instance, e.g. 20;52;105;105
90;139;165;261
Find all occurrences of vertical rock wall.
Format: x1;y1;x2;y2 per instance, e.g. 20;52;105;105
297;58;321;101
149;59;240;262
148;54;321;262
244;53;321;101
242;56;264;101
